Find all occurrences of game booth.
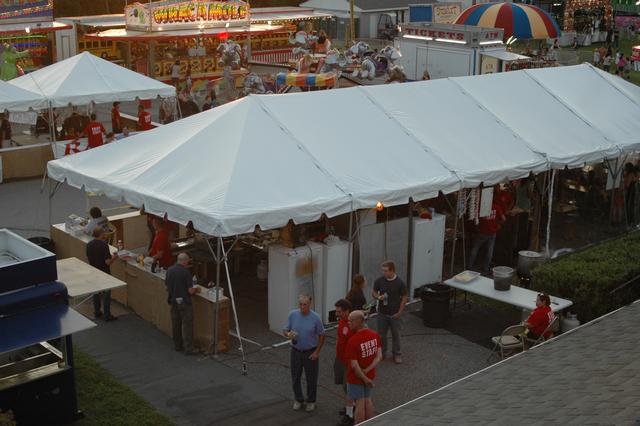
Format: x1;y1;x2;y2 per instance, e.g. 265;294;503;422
64;2;334;91
0;0;72;79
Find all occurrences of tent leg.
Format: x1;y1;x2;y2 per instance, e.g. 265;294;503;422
220;236;248;375
450;189;463;276
347;204;354;295
545;170;556;256
213;237;222;356
48;178;52;231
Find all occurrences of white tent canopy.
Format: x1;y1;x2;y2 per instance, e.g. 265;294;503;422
47;64;640;237
9;51;175;107
0;80;47;112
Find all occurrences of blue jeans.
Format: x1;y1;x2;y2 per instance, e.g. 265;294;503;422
290;347;319;403
377;314;401;356
468;233;496;272
93;290;111;317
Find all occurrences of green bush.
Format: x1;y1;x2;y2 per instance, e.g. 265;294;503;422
532;231;640;322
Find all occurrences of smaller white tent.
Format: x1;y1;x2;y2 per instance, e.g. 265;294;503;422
0;80;47;111
9;51;175;107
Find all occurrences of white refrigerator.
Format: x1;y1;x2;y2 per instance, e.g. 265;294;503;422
321;239;352;324
409;214;446;299
267;242;323;334
267;239;352;333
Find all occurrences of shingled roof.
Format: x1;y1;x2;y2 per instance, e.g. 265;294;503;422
367;300;640;425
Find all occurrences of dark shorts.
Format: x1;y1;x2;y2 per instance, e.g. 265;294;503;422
347;383;371;401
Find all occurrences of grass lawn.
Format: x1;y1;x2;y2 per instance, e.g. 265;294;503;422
572;36;640;85
74;348;174;426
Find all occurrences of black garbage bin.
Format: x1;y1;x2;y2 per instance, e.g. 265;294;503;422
421;283;453;328
27;237;55;254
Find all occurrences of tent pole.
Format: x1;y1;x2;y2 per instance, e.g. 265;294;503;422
347;203;354;296
545;169;557;256
220;236;248;375
450;189;463;277
213;236;222;356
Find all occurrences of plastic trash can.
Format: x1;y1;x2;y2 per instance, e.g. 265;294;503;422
27;237;55;254
421;283;453;328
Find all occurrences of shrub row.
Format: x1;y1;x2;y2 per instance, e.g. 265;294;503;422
532;231;640;322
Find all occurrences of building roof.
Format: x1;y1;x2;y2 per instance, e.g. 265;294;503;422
367;301;640;425
353;0;420;11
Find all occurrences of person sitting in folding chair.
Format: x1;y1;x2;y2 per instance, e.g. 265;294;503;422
524;293;555;342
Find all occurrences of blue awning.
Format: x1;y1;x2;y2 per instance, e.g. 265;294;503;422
0;304;95;354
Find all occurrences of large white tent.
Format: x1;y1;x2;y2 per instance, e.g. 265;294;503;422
9;51;175;107
0;80;47;112
47;64;640;237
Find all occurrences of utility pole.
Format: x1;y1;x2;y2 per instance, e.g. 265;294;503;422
349;0;355;43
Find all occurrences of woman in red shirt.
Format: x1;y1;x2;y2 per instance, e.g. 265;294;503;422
148;218;175;268
525;293;555;340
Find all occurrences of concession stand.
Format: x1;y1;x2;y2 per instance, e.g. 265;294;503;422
50;211;231;353
0;0;72;77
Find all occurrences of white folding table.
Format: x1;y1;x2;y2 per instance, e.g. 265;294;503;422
444;275;573;313
56;257;127;310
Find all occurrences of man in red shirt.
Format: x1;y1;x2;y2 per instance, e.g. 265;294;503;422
334;299;355;426
83;114;106;149
468;196;506;272
148;218;175;268
345;310;382;424
111;102;122;133
525;293;555;340
137;104;152;131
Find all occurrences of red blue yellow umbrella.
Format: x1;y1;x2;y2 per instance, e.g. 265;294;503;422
454;3;560;40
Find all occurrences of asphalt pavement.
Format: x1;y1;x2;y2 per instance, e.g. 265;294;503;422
1;179;496;425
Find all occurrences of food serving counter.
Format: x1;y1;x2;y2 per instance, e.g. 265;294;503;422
50;212;230;353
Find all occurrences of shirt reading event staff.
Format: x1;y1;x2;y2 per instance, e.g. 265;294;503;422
165;253;201;355
83;113;106;149
345;310;382;424
283;295;325;412
137;104;152;131
86;227;118;321
372;261;408;364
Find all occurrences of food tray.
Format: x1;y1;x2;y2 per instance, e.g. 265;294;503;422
454;270;480;283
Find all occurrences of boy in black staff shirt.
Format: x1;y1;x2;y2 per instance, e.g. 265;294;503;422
372;261;408;364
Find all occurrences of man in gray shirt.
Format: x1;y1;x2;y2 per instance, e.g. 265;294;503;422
165;252;200;355
372;260;408;364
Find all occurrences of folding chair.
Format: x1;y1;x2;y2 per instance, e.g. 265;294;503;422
525;315;559;348
488;324;526;362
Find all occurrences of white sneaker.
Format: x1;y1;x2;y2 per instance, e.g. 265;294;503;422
305;402;316;412
293;401;303;411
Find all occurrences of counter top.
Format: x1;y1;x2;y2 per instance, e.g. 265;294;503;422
118;249;228;304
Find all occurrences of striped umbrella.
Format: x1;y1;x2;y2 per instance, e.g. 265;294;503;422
454;3;560;41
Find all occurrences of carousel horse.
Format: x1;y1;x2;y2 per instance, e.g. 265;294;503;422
243;73;273;95
289;29;318;56
347;41;374;60
352;45;402;80
317;49;349;75
216;39;242;100
0;44;29;81
385;65;407;84
216;39;242;70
